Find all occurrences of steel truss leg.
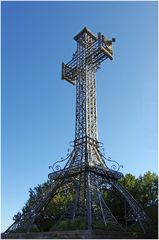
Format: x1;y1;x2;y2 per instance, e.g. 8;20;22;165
86;171;92;229
110;179;150;233
4;179;68;234
95;177;120;226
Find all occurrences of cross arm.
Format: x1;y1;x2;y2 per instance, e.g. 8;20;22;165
61;51;78;85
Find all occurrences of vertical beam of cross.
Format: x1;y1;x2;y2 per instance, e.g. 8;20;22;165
62;27;115;147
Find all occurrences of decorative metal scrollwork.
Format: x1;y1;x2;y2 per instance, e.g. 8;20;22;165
98;142;123;173
49;148;73;173
98;141;104;148
101;153;123;173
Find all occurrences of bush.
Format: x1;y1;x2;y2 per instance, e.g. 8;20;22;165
52;218;86;230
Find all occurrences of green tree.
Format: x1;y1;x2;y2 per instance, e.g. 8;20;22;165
135;171;158;207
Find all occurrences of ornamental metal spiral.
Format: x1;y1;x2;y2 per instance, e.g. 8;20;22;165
100;152;123;173
49;148;73;172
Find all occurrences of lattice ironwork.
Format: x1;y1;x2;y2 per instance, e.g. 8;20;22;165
3;27;150;236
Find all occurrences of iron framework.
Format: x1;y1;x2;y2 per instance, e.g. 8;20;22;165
3;27;150;236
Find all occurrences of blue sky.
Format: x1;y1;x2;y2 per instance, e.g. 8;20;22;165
1;1;157;232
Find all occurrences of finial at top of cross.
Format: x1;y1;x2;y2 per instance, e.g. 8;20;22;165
74;26;115;41
74;27;97;41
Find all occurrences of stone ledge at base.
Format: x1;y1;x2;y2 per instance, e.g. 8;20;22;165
1;229;157;239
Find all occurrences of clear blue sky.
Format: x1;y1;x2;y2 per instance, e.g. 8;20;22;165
1;1;157;232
